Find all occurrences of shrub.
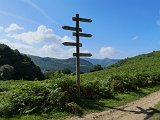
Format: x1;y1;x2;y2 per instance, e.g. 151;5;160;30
81;79;111;99
90;64;103;72
0;81;68;116
61;68;72;75
55;76;77;101
0;64;15;80
65;102;82;114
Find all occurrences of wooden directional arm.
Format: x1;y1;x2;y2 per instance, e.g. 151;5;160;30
72;17;92;23
62;26;82;32
73;53;92;57
73;32;92;37
62;42;82;47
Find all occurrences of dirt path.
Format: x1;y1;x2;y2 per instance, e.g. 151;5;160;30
66;90;160;120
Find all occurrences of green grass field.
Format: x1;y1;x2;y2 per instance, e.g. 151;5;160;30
1;51;160;119
1;80;160;120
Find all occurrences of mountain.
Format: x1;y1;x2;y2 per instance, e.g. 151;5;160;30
28;55;93;73
84;58;121;67
0;44;44;80
28;55;121;73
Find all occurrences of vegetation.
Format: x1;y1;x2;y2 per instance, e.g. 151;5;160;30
0;80;160;120
1;49;160;119
81;51;160;92
0;44;44;80
61;68;72;75
90;64;103;72
44;70;72;79
0;64;15;80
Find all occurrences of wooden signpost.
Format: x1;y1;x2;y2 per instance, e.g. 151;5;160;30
62;14;92;98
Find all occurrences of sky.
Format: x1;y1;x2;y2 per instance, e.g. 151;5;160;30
0;0;160;59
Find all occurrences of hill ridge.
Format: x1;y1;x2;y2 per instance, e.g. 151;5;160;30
28;55;120;73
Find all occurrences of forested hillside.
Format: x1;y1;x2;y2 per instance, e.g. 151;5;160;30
0;44;44;80
82;51;160;92
28;55;93;73
28;55;120;73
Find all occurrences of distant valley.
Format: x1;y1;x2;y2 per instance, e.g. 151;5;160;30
28;55;121;73
84;58;120;67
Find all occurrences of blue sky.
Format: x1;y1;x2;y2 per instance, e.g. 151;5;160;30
0;0;160;59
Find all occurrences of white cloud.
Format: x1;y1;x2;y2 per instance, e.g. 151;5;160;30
68;48;90;54
0;38;90;59
99;47;115;58
5;24;24;33
0;38;33;50
0;38;68;58
9;25;62;44
62;36;75;42
39;44;64;57
0;38;10;44
0;25;81;58
0;24;91;59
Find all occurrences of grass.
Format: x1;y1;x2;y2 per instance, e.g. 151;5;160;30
0;115;45;120
80;85;160;114
1;80;160;120
0;83;160;120
0;112;70;120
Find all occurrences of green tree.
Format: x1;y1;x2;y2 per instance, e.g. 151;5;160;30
90;64;103;72
61;68;72;75
0;64;15;80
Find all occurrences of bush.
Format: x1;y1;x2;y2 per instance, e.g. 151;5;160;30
61;68;72;75
55;76;77;101
0;81;68;117
0;64;15;80
65;102;82;114
90;64;103;72
81;79;111;99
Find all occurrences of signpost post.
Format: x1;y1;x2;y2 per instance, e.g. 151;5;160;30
62;14;92;98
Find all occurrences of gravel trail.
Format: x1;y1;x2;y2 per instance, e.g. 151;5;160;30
66;90;160;120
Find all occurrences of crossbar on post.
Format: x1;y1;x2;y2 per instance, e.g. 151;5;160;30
62;14;92;100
